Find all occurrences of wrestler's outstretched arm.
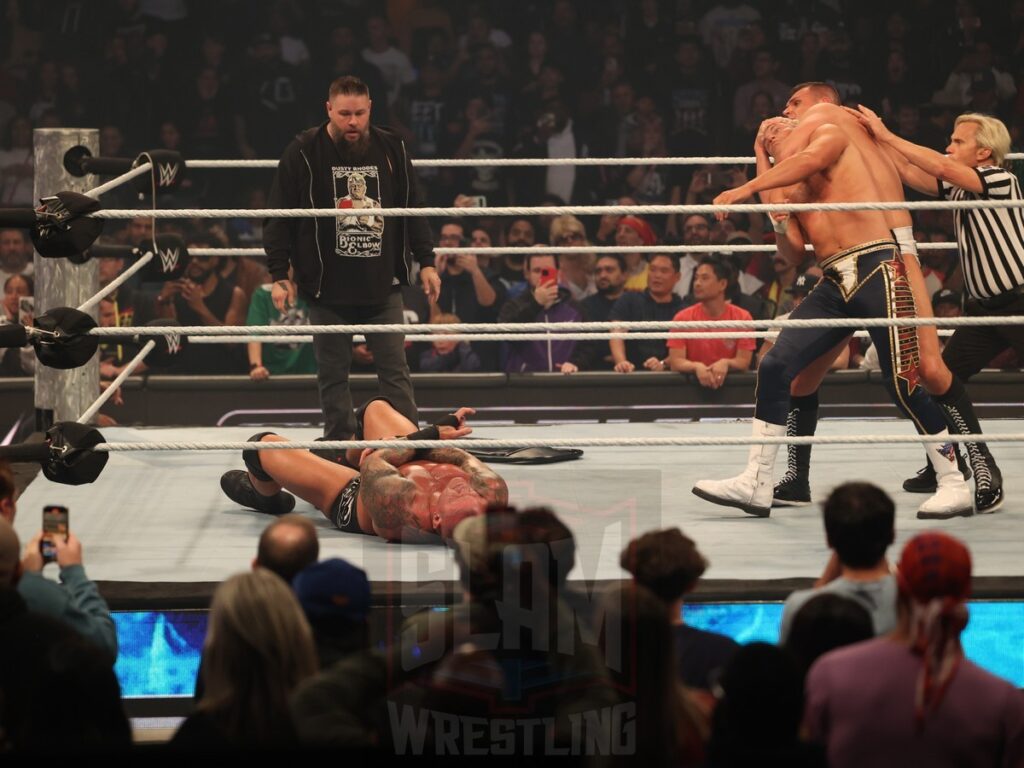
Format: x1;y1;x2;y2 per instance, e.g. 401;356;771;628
418;446;510;507
849;104;983;194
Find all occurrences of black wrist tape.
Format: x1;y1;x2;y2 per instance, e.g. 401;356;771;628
435;414;461;428
405;425;440;441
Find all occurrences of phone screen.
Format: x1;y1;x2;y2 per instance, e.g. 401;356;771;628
41;505;69;562
17;296;33;326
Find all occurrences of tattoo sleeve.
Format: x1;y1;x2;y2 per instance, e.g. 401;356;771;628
360;454;421;532
373;446;418;467
419;446;509;507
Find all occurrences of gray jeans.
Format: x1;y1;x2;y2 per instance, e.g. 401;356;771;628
308;292;418;438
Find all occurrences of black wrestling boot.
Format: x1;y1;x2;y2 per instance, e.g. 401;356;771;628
934;376;1004;514
220;470;295;515
973;460;1004;513
773;473;812;506
772;395;816;507
902;452;971;493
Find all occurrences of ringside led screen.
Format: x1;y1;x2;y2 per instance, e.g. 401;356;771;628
113;601;1024;698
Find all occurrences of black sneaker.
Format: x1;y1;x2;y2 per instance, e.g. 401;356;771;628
220;470;295;515
902;463;936;493
974;462;1004;514
773;474;812;507
902;453;972;493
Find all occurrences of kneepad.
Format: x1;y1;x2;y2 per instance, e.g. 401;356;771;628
243;432;278;482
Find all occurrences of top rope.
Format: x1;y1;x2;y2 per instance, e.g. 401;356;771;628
185;153;1024;169
90;198;1024;219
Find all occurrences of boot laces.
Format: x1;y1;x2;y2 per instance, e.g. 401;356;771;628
945;404;991;490
780;408;800;483
974;463;992;492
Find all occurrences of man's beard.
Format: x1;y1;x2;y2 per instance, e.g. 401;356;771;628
500;256;525;281
187;266;215;284
334;129;371;161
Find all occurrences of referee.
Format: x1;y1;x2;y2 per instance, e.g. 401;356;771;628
852;107;1023;514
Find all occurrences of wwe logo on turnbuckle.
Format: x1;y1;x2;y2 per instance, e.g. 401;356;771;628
36;195;71;225
157;162;179;188
163;333;182;356
158;246;180;274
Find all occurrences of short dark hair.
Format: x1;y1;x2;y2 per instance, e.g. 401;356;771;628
328;75;370;100
256;515;320;583
454;506;575;599
596;253;627;273
822;482;895;569
3;273;33;294
697;256;732;283
620;528;708;602
0;460;13;503
785;593;873;673
526;249;557;269
790;81;840;104
514;507;576;586
507;217;535;235
647;252;681;273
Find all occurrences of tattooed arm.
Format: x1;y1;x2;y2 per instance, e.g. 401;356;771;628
418;446;509;507
359;448;429;540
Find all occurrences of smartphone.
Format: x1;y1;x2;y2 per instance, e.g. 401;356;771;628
467;195;487;207
41;504;69;563
17;296;33;326
539;267;558;287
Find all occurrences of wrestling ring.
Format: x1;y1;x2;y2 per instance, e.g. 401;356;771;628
5;136;1024;611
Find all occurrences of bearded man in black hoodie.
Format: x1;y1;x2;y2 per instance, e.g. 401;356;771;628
265;76;441;440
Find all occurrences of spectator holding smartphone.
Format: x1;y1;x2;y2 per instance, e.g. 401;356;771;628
0;461;116;659
0;518;131;751
156;247;248;374
1;273;32;376
498;250;591;372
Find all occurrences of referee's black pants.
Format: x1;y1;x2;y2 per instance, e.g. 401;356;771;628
942;292;1024;380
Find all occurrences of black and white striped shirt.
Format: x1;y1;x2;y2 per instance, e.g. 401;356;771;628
939;166;1024;299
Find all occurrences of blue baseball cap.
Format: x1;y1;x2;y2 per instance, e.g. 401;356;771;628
292;558;370;623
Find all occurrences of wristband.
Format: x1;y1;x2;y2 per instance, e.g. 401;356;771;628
249;362;260;371
404;425;440;441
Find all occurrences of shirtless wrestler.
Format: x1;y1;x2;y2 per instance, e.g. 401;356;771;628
691;98;973;520
757;84;1000;514
220;398;508;541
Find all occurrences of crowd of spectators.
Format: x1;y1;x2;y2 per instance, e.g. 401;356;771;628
3;466;1022;758
1;0;1023;385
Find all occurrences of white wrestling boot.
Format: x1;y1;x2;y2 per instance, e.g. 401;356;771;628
917;431;975;520
692;419;785;518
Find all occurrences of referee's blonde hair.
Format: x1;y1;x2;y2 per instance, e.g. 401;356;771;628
955;113;1012;167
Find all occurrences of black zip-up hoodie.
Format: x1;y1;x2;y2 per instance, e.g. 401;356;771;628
264;123;435;305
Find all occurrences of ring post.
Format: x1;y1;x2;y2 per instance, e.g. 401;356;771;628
33;128;100;429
